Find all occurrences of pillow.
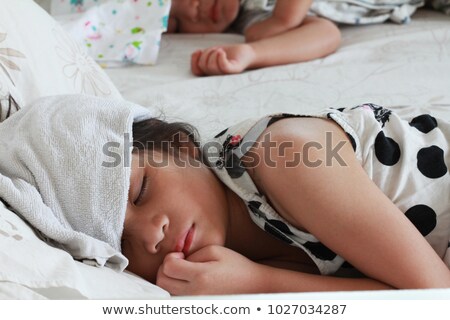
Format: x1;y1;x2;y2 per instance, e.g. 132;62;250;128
50;0;171;67
0;200;169;299
0;0;121;115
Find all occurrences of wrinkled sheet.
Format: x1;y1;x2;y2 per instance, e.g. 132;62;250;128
105;10;450;140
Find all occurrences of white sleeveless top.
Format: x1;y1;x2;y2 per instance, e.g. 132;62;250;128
207;104;450;275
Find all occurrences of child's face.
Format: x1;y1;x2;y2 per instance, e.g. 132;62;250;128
167;0;240;33
122;152;230;283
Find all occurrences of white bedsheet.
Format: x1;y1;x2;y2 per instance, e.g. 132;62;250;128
105;9;450;141
102;9;450;299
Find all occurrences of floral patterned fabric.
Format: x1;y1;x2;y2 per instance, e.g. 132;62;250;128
51;0;171;66
0;0;120;113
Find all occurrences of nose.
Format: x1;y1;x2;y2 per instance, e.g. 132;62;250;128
190;0;200;9
184;0;200;22
173;0;200;22
144;214;169;254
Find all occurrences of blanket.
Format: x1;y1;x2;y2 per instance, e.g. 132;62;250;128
310;0;425;24
0;94;151;270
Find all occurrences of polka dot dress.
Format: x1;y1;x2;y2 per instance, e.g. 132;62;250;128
208;104;450;275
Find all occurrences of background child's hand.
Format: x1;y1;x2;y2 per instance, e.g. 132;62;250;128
245;16;293;43
156;245;261;295
191;44;255;76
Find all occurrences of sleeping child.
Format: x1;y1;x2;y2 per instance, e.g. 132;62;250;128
166;0;341;76
1;94;449;295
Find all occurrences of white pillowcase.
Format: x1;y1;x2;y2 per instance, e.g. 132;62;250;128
0;0;169;299
0;0;121;117
0;200;169;299
50;0;171;67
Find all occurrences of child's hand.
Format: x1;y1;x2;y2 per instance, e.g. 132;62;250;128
191;44;255;76
156;245;261;295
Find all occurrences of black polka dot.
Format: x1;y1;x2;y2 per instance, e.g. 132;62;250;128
303;241;337;261
409;115;438;133
248;201;263;215
247;201;266;220
404;205;437;236
264;221;293;244
374;131;401;166
267;219;294;235
346;133;357;152
417;145;447;179
341;261;355;268
214;128;228;138
225;153;246;178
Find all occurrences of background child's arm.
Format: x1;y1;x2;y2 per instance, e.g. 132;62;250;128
245;0;312;42
191;17;340;76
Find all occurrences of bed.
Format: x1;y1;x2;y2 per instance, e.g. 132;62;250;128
0;0;449;299
104;9;450;139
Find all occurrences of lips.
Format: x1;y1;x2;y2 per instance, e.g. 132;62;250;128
183;225;195;255
175;225;195;256
210;0;219;23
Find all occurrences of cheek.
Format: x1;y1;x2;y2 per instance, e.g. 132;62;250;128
166;17;178;33
179;22;216;33
122;239;164;284
222;0;240;25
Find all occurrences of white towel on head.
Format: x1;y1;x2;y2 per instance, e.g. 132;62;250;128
0;94;152;271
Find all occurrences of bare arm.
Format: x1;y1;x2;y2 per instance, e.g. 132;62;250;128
245;0;312;42
191;17;340;76
253;263;392;292
248;117;450;289
272;0;312;24
247;17;340;70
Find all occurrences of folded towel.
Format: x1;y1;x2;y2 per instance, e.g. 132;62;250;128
0;94;151;271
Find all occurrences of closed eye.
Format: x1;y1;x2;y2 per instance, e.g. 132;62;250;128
134;176;149;205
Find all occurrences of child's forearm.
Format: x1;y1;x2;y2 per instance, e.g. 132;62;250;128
247;18;340;69
272;0;312;28
254;264;393;293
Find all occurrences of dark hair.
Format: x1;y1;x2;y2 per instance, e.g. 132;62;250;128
132;117;201;160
